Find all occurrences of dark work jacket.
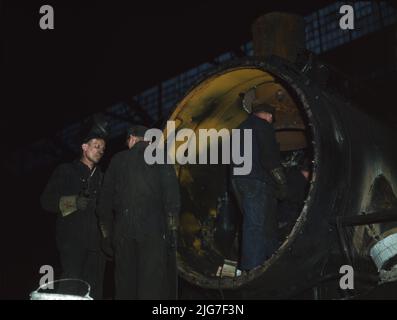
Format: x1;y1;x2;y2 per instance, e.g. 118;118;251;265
40;160;103;250
97;142;181;242
231;114;281;186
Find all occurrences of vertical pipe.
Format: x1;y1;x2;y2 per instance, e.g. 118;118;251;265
251;12;305;63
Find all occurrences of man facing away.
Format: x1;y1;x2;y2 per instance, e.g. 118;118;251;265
97;125;181;300
231;99;287;271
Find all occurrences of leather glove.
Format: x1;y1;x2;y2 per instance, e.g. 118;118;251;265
76;196;91;211
271;167;288;200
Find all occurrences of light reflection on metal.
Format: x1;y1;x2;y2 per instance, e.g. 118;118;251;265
370;234;397;271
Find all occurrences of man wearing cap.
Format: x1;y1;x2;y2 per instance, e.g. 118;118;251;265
40;132;107;299
97;125;180;300
231;99;287;271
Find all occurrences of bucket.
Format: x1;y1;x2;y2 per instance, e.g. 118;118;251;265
30;279;93;300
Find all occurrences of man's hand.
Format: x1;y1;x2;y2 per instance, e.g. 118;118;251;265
76;196;91;211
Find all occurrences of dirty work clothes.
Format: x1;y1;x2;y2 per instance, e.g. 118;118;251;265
230;114;281;184
230;114;281;271
56;234;106;299
40;160;105;299
114;235;168;300
232;178;278;270
97;141;181;299
97;142;181;242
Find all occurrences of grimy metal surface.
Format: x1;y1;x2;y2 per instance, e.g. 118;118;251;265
166;56;397;299
252;12;305;63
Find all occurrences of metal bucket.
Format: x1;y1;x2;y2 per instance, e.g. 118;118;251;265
30;279;93;300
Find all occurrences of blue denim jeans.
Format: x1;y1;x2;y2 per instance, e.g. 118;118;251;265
232;178;278;270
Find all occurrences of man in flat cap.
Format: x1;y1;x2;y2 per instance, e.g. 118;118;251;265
231;99;287;271
97;125;180;299
40;125;107;299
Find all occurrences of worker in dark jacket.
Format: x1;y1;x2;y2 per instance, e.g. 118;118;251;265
40;133;107;299
231;99;287;271
97;125;181;300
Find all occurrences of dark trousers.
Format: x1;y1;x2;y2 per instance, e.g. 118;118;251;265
57;243;106;299
232;178;278;270
56;212;106;299
114;235;168;300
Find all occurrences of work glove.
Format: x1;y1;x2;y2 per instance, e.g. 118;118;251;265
59;195;79;217
76;195;91;211
271;167;288;201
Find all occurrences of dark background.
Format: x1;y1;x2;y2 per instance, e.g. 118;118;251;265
1;0;396;299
